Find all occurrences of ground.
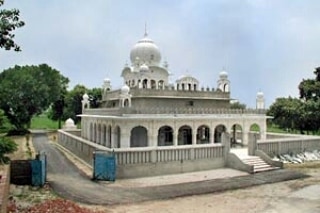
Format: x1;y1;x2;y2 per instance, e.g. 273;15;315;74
7;135;320;213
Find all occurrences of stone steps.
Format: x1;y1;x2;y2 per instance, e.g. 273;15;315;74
241;156;280;173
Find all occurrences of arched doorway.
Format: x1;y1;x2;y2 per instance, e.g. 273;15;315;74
197;125;210;144
114;126;121;148
250;123;261;140
231;124;243;147
158;126;173;146
130;126;148;147
214;124;226;143
178;125;192;145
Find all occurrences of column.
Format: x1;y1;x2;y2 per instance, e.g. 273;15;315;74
192;129;197;145
173;130;178;146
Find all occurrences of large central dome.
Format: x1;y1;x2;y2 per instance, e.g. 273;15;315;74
130;33;161;66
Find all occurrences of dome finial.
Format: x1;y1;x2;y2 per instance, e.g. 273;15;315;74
144;22;148;37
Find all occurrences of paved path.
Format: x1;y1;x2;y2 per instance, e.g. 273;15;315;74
32;132;309;205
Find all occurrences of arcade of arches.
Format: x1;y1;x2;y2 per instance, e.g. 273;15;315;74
81;120;263;148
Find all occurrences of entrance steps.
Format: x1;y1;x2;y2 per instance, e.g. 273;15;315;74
241;156;280;173
229;148;280;173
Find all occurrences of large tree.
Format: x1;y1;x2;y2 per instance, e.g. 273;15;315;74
268;67;320;134
0;64;69;131
0;0;25;51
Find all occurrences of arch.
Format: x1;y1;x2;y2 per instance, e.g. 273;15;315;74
130;126;148;147
214;124;227;143
194;84;197;91
142;79;148;89
158;125;173;146
231;124;243;147
151;80;156;89
178;125;192;145
223;83;229;92
181;83;185;90
124;99;129;107
131;79;135;87
158;80;164;89
114;126;121;148
250;123;261;139
197;125;210;144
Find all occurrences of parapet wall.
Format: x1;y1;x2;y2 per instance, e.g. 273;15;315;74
83;107;267;116
103;87;230;101
257;135;320;156
58;130;227;178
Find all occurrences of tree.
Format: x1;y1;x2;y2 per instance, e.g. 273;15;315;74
269;67;320;134
49;85;102;126
299;67;320;101
61;84;87;124
0;0;25;51
267;97;303;132
0;64;69;132
230;101;246;109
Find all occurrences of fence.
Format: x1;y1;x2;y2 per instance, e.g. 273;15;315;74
58;130;226;165
257;136;320;157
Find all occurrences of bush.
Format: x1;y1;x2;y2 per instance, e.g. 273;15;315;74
0;136;18;164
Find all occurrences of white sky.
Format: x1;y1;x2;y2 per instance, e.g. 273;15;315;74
1;0;320;107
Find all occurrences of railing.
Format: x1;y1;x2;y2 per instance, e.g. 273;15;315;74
257;136;320;157
83;107;267;116
103;87;230;101
58;130;225;166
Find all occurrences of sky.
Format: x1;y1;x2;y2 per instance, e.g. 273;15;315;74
1;0;320;108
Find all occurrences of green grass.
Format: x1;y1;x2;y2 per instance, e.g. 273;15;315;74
30;115;58;130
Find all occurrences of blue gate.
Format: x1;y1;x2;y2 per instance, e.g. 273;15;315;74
93;151;116;181
31;151;47;186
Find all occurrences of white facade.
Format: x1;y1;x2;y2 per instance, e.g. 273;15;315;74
80;31;268;150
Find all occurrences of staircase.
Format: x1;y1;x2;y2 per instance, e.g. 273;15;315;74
230;148;280;173
241;156;280;173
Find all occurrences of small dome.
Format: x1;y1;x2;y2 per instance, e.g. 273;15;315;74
121;84;130;94
130;34;161;66
219;70;228;79
82;93;89;100
139;64;149;72
65;118;75;126
104;78;110;83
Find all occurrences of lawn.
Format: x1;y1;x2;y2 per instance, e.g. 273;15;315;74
30;115;59;130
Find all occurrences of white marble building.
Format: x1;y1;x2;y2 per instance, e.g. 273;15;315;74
79;30;268;150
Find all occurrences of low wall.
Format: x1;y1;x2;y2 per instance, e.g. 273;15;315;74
257;136;320;157
58;130;226;178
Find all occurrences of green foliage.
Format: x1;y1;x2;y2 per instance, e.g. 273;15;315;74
0;0;25;51
49;85;102;125
230;101;246;109
0;64;69;131
30;115;58;130
0;109;11;133
0;136;18;164
268;67;320;134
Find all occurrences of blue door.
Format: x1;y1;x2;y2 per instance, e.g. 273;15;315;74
93;151;116;181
